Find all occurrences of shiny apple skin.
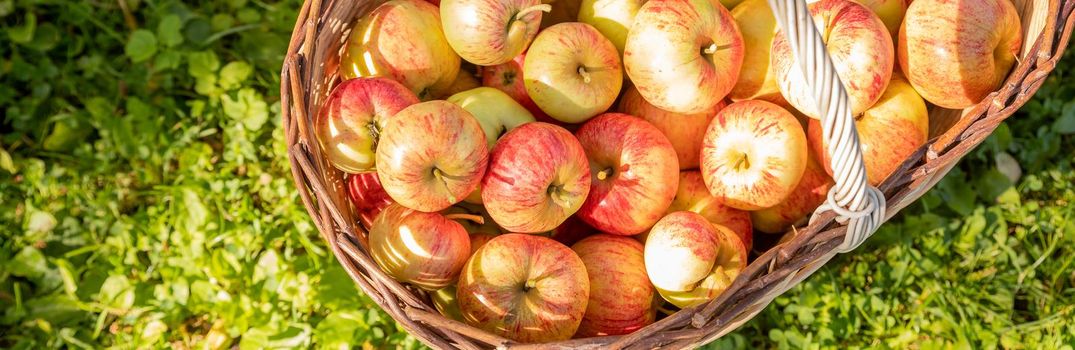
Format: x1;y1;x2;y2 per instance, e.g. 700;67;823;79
643;211;747;308
346;172;395;229
572;234;655;337
617;85;725;170
369;204;472;290
481;53;562;125
700;100;807;210
376;101;488;212
667;171;753;250
523;22;623;123
899;0;1021;108
751;155;834;234
441;0;544;65
340;0;461;100
447;87;537;150
728;0;781;101
482;123;591;233
623;0;744;114
577;0;647;55
771;0;893;119
457;234;589;343
316;77;420;174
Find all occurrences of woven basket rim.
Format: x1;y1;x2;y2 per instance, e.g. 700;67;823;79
279;0;1075;348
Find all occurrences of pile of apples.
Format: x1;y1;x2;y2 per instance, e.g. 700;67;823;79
316;0;1021;342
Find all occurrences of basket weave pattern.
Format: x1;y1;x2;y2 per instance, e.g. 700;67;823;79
280;0;1075;348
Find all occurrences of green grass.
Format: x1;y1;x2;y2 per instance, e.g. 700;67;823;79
1;0;1073;348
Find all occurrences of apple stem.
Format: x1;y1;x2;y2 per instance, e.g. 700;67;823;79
703;43;732;55
443;213;485;225
578;66;592;84
432;168;458;203
596;168;612;181
515;4;552;21
733;153;750;171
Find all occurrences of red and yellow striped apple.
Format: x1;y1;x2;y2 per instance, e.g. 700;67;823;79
644;211;747;308
751;155;833;234
369;204;475;290
346;172;395;229
617;85;725;170
667;171;753;250
440;0;548;65
458;234;589;342
480;53;564;125
482;123;591;232
853;0;910;38
524;23;623;123
576;113;679;235
899;0;1021;109
624;0;743;114
701;100;807;210
771;0;893;119
316;77;419;174
376;101;488;212
573;234;656;337
340;0;460;100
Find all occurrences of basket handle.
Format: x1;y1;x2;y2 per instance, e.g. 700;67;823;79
766;0;886;253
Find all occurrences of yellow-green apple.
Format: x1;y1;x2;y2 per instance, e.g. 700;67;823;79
369;204;477;290
728;0;781;101
719;0;744;8
480;53;563;125
644;211;747;308
346;172;395;229
457;234;589;342
667;171;753;250
340;0;461;100
899;0;1021;109
751;155;833;233
575;113;679;235
447;87;537;150
617;85;725;170
376;101;488;212
431;286;463;320
853;0;910;38
524;23;623;123
315;77;420;173
437;71;482;99
482;123;591;232
700;100;807;210
577;0;647;55
807;74;928;186
771;0;893;119
572;234;655;337
624;0;743;114
440;0;548;65
540;0;583;28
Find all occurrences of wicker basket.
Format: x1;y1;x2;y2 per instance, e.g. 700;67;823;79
280;0;1075;348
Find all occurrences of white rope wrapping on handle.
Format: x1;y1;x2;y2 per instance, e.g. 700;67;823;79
765;0;885;253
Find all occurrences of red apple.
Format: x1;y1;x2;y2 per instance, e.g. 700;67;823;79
899;0;1021;108
572;234;655;337
457;234;589;342
369;204;474;290
617;85;725;170
315;77;420;173
481;53;562;125
551;215;596;246
771;0;893;119
483;122;591;232
376;101;488;212
807;74;929;186
624;0;743;114
524;23;623;123
700;100;807;210
340;0;461;100
667;171;753;250
441;0;548;65
751;155;834;234
575;113;679;235
644;211;747;308
346;172;395;229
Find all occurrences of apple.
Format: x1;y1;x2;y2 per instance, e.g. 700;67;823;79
899;0;1021;109
728;0;781;101
447;87;537;150
431;286;463;320
441;0;548;65
541;0;583;28
667;171;753;250
369;204;477;290
445;202;504;236
623;0;743;114
577;0;647;55
340;0;461;100
480;53;564;125
457;234;589;342
346;172;395;229
315;77;420;174
770;0;893;119
617;85;725;170
751;155;834;234
808;74;928;186
700;100;807;210
376;101;488;212
483;122;591;232
719;0;744;8
575;113;679;235
853;0;910;38
551;215;596;246
524;23;623;123
644;211;747;308
572;234;655;337
437;71;482;99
